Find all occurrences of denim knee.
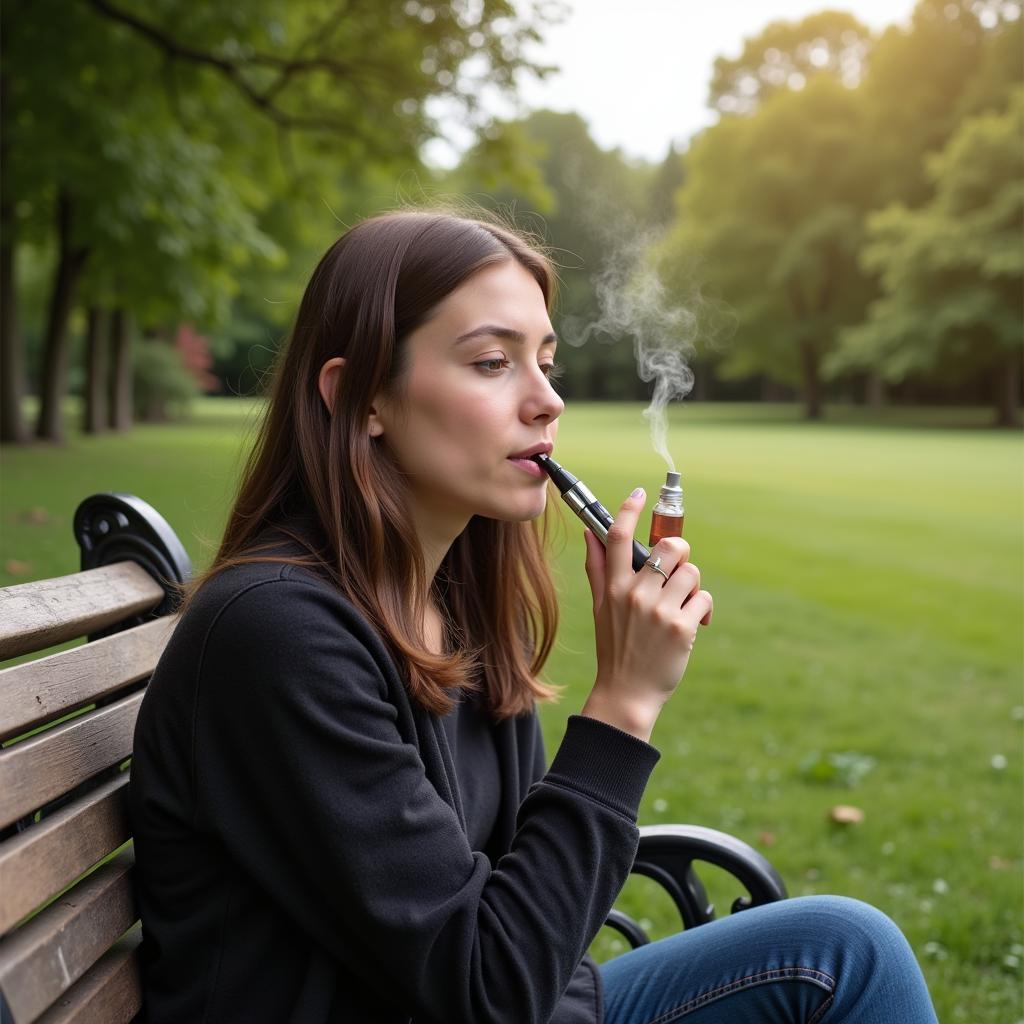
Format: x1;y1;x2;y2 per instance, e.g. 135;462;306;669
798;894;914;960
792;894;933;1018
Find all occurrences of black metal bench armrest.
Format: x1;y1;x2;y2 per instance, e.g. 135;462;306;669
74;493;192;633
604;824;788;948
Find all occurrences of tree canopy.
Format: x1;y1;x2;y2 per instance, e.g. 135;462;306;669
830;87;1024;425
1;0;556;440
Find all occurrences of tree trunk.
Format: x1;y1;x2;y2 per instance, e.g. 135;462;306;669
693;362;709;401
35;192;89;442
799;341;823;420
83;307;109;434
0;226;27;443
994;348;1022;429
0;68;27;445
865;373;885;408
108;308;133;431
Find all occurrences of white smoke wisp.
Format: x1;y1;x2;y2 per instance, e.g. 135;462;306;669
568;226;698;474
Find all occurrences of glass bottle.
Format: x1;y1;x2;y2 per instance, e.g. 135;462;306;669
648;471;684;546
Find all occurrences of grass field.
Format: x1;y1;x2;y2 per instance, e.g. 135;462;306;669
2;398;1022;1021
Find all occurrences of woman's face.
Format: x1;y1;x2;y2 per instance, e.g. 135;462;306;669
373;259;564;541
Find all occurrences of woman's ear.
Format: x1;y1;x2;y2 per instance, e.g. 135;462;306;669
367;407;385;438
319;356;386;438
318;357;345;415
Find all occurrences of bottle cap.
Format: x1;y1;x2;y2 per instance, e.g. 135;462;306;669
654;471;684;514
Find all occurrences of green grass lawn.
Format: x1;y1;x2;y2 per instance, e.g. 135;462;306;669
2;398;1022;1020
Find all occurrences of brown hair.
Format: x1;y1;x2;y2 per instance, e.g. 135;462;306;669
181;209;563;719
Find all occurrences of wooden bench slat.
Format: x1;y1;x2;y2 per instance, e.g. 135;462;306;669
0;775;131;934
0;617;175;742
0;694;142;830
34;927;142;1024
0;564;165;661
0;851;136;1024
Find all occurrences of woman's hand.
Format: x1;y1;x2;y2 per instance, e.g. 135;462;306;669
580;487;713;743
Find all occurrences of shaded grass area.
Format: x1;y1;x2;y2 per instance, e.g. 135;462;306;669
2;398;1022;1020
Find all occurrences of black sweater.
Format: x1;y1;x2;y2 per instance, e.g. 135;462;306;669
130;551;660;1023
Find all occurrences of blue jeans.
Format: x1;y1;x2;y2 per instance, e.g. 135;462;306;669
599;896;938;1023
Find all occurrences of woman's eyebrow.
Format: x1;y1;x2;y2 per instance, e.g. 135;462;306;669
455;325;558;346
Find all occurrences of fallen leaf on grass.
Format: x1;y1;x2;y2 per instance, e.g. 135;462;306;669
757;832;777;847
24;506;50;525
4;559;32;576
828;805;864;825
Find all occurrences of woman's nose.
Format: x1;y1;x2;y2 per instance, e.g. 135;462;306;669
522;369;565;423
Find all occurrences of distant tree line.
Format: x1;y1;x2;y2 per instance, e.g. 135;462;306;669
450;1;1022;425
1;0;1019;445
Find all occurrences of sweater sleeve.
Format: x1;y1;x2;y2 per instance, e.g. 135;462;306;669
193;575;660;1024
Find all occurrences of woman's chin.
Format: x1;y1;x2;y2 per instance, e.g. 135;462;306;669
481;493;548;523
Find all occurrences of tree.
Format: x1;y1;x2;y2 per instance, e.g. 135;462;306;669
659;77;876;419
1;0;557;442
829;89;1024;427
647;144;686;228
448;110;660;400
709;10;873;115
859;0;998;209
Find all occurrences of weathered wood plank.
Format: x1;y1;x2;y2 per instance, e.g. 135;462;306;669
33;928;142;1024
0;774;131;933
0;852;136;1024
0;617;174;741
0;694;142;830
0;564;164;661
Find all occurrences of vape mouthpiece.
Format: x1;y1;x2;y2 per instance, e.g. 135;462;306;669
665;471;681;489
532;452;651;571
531;453;578;494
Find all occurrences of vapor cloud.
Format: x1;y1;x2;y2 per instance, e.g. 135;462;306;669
565;222;698;474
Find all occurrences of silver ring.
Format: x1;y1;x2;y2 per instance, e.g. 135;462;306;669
645;555;669;582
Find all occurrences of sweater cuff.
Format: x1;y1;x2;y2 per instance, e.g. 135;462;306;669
545;714;661;822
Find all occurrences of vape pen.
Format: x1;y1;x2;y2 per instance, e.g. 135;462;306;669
533;454;651;571
649;472;684;546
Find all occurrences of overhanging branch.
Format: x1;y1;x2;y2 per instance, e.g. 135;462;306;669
84;0;362;133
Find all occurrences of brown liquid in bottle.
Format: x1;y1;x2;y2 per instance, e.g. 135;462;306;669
649;510;684;546
648;471;685;547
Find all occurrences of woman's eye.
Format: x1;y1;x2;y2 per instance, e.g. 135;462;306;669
475;358;510;374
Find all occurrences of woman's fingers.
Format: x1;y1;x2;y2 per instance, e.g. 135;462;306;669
643;539;712;634
605;488;646;581
582;528;606;614
664;558;699;602
681;590;714;638
656;549;712;627
638;536;691;591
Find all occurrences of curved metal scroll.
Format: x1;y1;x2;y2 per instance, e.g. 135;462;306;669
74;492;193;631
606;823;789;948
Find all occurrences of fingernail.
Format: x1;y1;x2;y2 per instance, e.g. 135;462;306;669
631;487;644;498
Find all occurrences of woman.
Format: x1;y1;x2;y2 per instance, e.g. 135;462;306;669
130;209;937;1023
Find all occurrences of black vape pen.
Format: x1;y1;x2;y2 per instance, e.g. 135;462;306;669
533;454;651;571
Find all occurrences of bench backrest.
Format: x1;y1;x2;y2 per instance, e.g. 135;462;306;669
0;495;190;1024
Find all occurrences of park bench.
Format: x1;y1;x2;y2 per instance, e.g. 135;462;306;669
0;493;787;1023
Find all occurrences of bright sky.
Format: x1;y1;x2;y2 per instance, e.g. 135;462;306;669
427;0;921;166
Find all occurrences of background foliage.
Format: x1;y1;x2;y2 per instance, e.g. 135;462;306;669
2;0;1020;438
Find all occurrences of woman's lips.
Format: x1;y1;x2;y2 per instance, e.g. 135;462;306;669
507;456;546;478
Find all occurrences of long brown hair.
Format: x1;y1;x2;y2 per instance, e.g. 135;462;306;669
182;209;563;719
